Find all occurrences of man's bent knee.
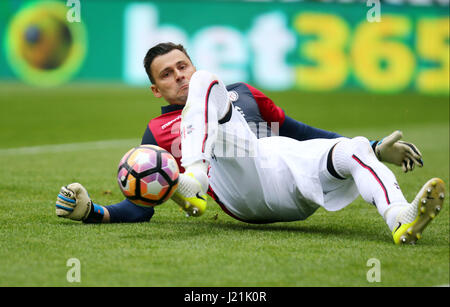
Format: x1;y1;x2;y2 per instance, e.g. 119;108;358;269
331;136;374;177
189;70;218;89
350;136;374;157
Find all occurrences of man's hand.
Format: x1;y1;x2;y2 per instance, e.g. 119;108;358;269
55;183;92;221
375;130;423;173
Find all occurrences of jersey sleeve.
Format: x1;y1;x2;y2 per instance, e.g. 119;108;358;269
141;123;158;145
245;83;341;141
106;199;155;223
245;83;286;126
280;115;342;141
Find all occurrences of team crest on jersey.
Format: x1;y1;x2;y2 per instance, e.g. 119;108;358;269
228;91;239;102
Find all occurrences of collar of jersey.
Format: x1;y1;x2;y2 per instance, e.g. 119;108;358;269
161;104;184;114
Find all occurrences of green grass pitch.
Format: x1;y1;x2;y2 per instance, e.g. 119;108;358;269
0;82;448;286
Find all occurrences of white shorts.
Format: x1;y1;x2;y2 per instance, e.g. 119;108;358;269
208;108;359;223
181;70;359;223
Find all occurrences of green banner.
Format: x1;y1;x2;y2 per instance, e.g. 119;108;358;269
1;0;448;95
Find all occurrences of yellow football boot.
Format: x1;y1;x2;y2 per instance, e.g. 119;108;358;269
392;178;445;245
171;173;207;217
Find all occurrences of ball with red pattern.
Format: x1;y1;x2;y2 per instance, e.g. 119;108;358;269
117;145;179;207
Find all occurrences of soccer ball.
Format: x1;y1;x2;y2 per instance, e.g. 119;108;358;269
117;145;179;207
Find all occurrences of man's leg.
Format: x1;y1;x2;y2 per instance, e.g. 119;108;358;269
172;70;232;216
328;136;445;244
331;137;408;229
180;70;230;170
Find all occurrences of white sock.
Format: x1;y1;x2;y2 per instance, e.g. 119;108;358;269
185;160;209;193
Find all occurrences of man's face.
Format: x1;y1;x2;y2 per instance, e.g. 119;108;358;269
150;49;196;105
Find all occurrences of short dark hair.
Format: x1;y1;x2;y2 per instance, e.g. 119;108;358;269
143;42;192;84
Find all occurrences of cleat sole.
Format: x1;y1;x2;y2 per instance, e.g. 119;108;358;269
394;178;445;245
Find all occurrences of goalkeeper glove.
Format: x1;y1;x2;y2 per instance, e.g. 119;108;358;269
374;130;423;173
55;183;93;221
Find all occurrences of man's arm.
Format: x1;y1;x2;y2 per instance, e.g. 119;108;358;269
245;83;423;172
279;115;422;172
279;115;342;141
56;124;158;223
141;124;157;145
56;184;155;223
101;199;154;223
244;83;341;140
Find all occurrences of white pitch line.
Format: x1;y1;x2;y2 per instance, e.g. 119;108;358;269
0;138;141;156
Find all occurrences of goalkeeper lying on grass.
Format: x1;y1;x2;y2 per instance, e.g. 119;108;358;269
56;42;445;245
